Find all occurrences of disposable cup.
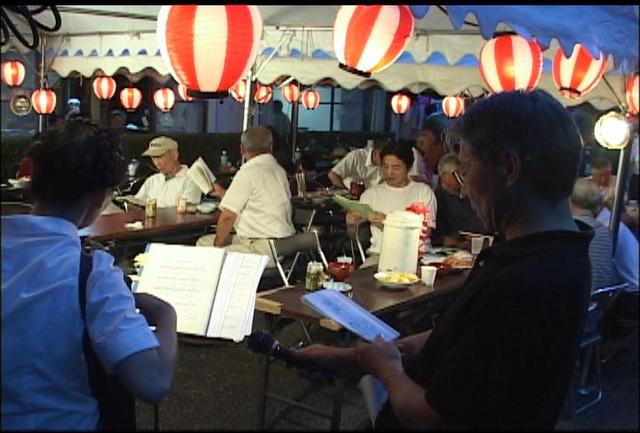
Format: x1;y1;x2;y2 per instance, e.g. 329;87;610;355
421;265;437;288
471;236;484;255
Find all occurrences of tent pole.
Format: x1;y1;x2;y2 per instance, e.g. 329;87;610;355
291;97;299;161
610;142;632;253
38;35;46;133
242;70;253;132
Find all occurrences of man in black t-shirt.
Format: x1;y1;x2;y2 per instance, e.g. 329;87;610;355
294;90;592;430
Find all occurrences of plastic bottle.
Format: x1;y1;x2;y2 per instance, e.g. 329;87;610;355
293;146;301;164
220;149;229;167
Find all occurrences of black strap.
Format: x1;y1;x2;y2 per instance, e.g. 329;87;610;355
79;251;137;431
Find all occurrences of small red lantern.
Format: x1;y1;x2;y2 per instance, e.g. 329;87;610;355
156;5;262;95
92;76;117;100
154;88;176;112
229;79;246;103
120;87;142;111
1;60;26;87
390;93;411;114
479;33;543;93
552;44;606;99
626;74;639;115
178;84;194;102
442;96;465;118
333;5;414;77
31;88;57;114
281;82;300;104
254;83;273;104
301;89;320;110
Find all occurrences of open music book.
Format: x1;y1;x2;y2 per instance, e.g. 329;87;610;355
301;289;399;342
332;195;375;219
133;243;268;342
188;157;217;195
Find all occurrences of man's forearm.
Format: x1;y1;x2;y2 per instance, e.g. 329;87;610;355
380;371;441;429
214;214;235;247
328;171;346;189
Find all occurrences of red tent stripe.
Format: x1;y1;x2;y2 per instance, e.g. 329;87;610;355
166;6;197;88
373;6;412;73
219;5;254;91
344;5;381;69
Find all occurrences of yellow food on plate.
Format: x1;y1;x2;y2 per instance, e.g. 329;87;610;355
380;272;419;284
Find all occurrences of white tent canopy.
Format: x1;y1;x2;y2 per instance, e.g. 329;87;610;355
2;5;638;108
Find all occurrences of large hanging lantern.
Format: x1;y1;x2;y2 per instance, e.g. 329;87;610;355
333;5;414;77
254;83;272;104
301;89;320;110
31;88;56;114
390;93;411;114
156;5;262;97
281;82;300;104
1;60;26;87
626;74;639;115
229;79;246;102
479;33;543;93
442;96;465;118
551;44;606;99
92;76;117;100
154;88;176;112
178;84;194;102
120;87;142;111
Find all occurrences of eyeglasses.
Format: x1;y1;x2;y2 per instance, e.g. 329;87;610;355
453;159;474;186
452;170;465;186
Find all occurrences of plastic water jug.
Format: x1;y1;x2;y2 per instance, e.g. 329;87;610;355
378;210;423;274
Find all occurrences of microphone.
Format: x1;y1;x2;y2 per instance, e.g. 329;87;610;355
247;331;334;379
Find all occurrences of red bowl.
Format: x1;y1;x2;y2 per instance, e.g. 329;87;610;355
327;262;354;281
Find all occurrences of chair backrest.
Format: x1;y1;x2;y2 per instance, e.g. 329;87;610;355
268;229;327;286
1;202;33;216
292;208;316;232
347;220;371;265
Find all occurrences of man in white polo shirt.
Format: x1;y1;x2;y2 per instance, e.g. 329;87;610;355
134;136;201;207
196;127;295;266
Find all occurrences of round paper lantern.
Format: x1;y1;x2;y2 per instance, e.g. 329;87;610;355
626;74;639;115
120;87;142;111
154;87;176;112
301;89;320;110
92;76;117;100
479;33;543;93
1;60;26;87
229;79;247;102
178;84;194;102
254;83;272;104
333;5;414;77
31;88;56;114
442;96;465;118
390;93;411;114
281;82;300;104
156;5;262;96
552;44;606;99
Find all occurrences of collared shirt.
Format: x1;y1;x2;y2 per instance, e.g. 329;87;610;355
573;209;616;291
1;215;158;430
596;207;639;288
135;165;201;208
360;180;437;254
331;147;425;190
587;174;617;208
432;184;486;245
220;153;295;239
374;221;593;430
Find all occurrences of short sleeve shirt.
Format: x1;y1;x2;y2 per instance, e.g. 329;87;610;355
135;165;201;207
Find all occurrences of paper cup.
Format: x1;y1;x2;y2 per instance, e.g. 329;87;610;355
471;236;484;255
421;265;437;288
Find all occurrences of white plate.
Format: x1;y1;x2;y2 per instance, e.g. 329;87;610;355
322;281;352;293
421;254;445;265
8;178;28;188
374;272;418;290
197;202;218;214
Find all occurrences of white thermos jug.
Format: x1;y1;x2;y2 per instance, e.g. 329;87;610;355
378;210;423;274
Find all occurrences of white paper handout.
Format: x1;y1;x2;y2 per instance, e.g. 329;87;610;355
188;157;218;194
134;243;268;341
301;289;400;342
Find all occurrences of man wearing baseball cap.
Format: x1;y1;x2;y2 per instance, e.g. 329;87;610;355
134;136;201;208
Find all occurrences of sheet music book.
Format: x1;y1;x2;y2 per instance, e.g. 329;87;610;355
301;289;400;342
188;157;218;195
133;243;268;342
332;195;375;219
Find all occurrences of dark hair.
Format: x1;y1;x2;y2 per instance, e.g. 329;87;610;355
109;109;127;121
447;90;581;203
421;114;449;146
380;142;414;169
273;100;283;111
31;118;127;205
591;156;611;170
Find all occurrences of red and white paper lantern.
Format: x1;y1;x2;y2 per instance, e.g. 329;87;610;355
333;5;414;77
552;44;606;99
92;76;117;100
229;79;247;102
156;5;262;94
442;96;465;118
31;88;56;114
281;82;300;104
154;87;176;112
479;33;543;93
120;87;142;111
626;74;639;115
254;83;272;104
178;84;194;102
1;60;26;87
301;89;320;110
390;93;411;114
